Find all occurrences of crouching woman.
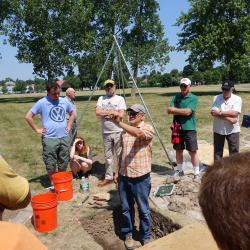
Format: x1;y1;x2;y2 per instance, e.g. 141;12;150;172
70;137;92;178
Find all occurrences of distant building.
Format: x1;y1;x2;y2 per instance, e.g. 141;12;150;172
5;81;15;93
25;84;36;93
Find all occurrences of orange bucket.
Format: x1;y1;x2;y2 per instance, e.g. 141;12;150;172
31;192;57;233
51;171;73;201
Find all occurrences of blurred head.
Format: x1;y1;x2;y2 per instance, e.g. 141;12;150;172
127;104;146;126
74;136;89;155
199;152;250;250
103;79;116;97
66;87;76;101
221;81;234;100
46;81;61;100
179;78;191;96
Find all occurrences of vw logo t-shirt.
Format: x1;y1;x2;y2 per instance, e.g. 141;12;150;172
30;96;74;138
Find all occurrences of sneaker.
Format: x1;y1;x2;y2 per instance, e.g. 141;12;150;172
46;185;55;191
199;164;208;173
73;173;79;180
124;234;134;250
143;238;153;245
173;170;184;177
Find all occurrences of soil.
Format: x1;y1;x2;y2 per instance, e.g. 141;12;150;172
80;206;181;250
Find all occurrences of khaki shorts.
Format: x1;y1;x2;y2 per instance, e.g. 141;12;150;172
42;136;71;173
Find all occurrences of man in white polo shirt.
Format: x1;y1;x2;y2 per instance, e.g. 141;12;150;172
96;79;126;186
210;81;242;160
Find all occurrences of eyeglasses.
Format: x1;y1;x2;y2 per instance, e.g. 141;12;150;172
221;87;230;92
180;84;188;88
127;111;140;117
76;141;83;145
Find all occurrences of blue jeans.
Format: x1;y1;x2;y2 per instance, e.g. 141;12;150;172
118;174;151;241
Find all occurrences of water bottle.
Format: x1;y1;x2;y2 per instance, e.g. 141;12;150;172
80;177;89;193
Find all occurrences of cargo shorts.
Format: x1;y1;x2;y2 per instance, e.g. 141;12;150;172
42;136;71;173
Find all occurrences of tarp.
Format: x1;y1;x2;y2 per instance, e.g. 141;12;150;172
0;221;47;250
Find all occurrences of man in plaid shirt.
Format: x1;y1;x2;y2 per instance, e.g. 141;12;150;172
110;103;154;249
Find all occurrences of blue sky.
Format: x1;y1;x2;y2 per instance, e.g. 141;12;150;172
0;0;189;81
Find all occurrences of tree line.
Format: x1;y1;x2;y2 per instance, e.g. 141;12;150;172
0;0;249;88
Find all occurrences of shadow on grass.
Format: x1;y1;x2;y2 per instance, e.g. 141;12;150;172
28;174;51;188
0;92;132;104
90;160;106;180
159;90;250;98
151;163;174;175
0;96;42;104
0;95;99;104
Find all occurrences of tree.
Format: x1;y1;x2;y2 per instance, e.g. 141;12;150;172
6;0;94;81
0;1;11;29
4;0;172;88
192;71;204;83
1;83;7;94
176;0;250;81
34;77;46;92
14;80;27;93
124;0;172;95
0;0;11;59
182;64;195;77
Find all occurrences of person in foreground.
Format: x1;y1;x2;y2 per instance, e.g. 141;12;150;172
95;79;126;187
25;81;75;184
70;136;92;178
0;154;31;221
167;78;201;179
110;104;154;249
210;81;242;160
199;152;250;250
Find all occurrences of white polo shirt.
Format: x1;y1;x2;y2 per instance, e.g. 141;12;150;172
96;95;126;134
212;93;242;135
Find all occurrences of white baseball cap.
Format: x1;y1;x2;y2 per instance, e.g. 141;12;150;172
180;78;191;86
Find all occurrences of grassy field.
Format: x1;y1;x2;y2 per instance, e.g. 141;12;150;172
0;84;249;190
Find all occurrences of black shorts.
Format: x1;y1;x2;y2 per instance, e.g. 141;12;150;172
173;130;198;152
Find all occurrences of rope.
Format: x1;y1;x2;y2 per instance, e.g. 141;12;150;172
71;42;115;143
113;35;174;168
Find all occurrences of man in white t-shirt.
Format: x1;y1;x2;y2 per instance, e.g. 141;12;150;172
96;79;126;187
211;81;242;160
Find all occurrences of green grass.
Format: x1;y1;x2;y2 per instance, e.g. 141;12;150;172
0;84;249;190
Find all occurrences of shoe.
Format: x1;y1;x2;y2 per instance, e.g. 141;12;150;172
199;164;208;173
124;234;134;250
98;179;113;187
173;170;184;177
73;173;79;180
143;238;153;246
46;185;55;191
193;174;201;180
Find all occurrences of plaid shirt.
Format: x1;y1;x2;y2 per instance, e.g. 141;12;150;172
119;122;154;178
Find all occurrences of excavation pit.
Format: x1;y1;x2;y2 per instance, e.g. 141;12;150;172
79;206;181;250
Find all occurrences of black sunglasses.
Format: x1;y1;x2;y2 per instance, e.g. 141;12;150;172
180;84;188;88
104;84;114;88
127;111;139;116
221;87;230;91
